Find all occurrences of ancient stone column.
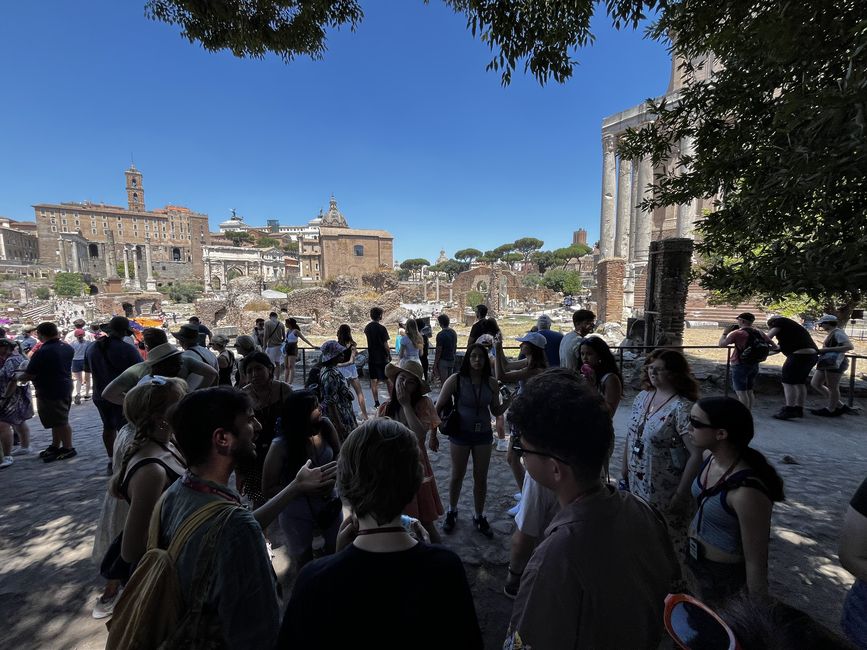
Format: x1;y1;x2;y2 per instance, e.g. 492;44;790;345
435;273;440;302
58;239;68;272
628;159;641;264
122;246;131;285
598;134;617;258
71;242;81;273
144;237;157;292
103;243;113;278
131;246;143;291
633;157;654;265
614;156;632;259
676;136;696;238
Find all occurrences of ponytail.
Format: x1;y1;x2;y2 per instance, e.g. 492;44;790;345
742;447;785;502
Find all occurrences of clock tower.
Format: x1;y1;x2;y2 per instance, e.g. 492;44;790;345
125;164;145;212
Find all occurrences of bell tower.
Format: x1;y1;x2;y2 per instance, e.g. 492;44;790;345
125;164;145;212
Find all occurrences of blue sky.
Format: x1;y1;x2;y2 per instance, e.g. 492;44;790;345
0;1;670;262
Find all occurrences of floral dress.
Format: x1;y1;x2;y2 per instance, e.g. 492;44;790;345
378;397;443;523
0;352;33;425
625;390;694;563
320;366;358;441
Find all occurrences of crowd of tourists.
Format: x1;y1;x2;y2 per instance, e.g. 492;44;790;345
0;305;863;649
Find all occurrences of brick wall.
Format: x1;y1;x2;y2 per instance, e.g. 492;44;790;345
596;258;626;323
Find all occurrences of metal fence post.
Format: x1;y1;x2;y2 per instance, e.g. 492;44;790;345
301;348;307;383
724;347;731;398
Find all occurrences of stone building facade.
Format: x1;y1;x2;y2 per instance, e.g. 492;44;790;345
34;165;211;277
203;245;292;291
597;53;720;319
0;218;39;263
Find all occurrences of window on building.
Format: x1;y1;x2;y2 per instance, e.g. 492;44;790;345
172;247;181;261
354;245;364;256
51;226;57;232
89;244;99;258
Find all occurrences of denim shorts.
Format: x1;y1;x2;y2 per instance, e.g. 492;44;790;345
731;363;759;391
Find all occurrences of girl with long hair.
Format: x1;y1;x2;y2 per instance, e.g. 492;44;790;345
578;336;623;415
240;352;292;506
687;396;785;601
284;318;316;386
398;319;423;362
435;344;511;537
105;378;189;582
622;349;703;568
262;390;342;571
380;359;443;543
336;324;369;420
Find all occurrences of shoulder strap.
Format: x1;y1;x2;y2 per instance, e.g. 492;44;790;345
146;492;238;556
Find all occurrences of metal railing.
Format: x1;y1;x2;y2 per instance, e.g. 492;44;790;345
294;345;864;406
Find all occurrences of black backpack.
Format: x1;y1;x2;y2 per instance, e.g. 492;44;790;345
739;328;770;364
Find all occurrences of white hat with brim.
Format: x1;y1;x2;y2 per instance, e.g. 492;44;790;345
146;343;183;366
385;359;431;395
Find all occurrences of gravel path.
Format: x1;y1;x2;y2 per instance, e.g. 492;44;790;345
1;386;863;649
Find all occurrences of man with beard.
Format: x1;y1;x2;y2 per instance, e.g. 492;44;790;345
558;309;596;372
155;387;280;647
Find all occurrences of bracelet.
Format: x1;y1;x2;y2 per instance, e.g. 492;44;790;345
507;565;523;577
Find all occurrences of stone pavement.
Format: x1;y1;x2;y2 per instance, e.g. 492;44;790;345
1;385;865;649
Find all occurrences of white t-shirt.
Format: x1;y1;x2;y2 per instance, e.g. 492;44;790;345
515;474;560;538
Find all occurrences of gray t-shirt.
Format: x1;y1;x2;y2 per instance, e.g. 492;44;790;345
559;331;583;371
159;477;279;649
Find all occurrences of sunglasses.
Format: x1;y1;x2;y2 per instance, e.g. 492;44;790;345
688;417;715;429
664;593;741;650
511;437;571;465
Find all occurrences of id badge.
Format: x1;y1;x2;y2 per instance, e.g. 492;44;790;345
474;422;482;433
688;537;701;561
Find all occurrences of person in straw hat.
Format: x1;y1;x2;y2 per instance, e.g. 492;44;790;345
379;358;443;543
318;340;358;442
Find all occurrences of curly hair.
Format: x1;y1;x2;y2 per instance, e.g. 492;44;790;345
110;377;189;499
507;368;612;480
338;418;422;525
641;349;699;401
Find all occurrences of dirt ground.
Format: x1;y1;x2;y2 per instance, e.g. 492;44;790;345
1;327;864;649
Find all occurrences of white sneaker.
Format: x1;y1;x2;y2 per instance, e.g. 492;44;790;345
496;438;509;452
507;503;521;518
11;446;31;456
92;589;122;619
513;492;522;501
0;456;13;469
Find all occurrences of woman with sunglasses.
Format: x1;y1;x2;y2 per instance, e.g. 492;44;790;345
380;358;443;543
435;343;511;537
687;396;785;602
622;349;703;568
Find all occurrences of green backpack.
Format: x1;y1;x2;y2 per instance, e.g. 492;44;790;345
106;493;238;650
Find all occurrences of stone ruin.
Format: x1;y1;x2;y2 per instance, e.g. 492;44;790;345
193;274;420;338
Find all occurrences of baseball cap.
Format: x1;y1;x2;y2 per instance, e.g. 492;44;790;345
515;332;547;349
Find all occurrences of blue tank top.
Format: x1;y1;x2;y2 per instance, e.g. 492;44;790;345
690;456;769;555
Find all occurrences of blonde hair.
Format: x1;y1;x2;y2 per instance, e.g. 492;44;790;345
110;377;189;499
404;319;423;348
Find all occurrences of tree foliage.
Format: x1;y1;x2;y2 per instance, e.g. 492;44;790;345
454;248;483;264
145;0;654;85
159;282;204;303
224;230;253;247
257;236;281;248
553;243;591;268
35;287;51;300
512;237;544;261
54;272;86;297
427;259;468;281
541;268;583;294
618;1;867;316
530;250;558;274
